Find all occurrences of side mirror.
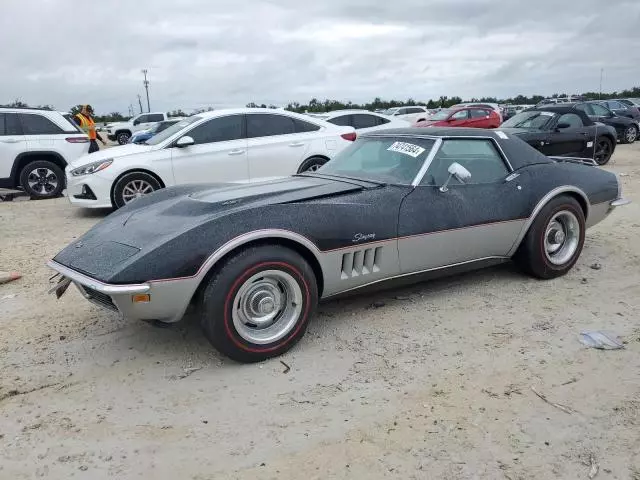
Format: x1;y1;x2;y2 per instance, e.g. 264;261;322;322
556;122;571;130
133;119;141;126
175;136;195;148
440;162;471;192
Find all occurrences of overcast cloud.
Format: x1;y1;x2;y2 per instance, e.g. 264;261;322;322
1;0;639;114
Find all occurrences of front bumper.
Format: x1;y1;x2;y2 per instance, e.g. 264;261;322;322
65;166;114;208
107;134;116;141
47;260;196;323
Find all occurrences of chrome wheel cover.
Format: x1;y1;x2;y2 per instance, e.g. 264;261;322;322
625;126;637;143
544;210;580;265
121;179;155;204
305;163;322;172
27;168;58;195
231;269;303;345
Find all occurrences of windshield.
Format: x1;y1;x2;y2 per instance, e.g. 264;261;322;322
501;111;554;129
429;109;453;121
317;137;436;184
145;116;201;145
382;108;399;115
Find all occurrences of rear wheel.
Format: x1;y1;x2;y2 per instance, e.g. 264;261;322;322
297;156;328;173
593;137;613;165
112;171;162;208
200;245;317;362
514;195;585;279
19;160;65;199
621;125;638;144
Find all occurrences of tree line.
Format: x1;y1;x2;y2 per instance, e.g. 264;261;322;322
3;85;639;120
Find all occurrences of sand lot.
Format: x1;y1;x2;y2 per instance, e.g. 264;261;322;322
0;144;639;480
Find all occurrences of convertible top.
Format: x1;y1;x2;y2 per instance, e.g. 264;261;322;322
363;127;553;170
530;105;595;126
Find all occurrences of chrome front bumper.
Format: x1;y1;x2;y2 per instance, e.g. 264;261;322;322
47;260;195;323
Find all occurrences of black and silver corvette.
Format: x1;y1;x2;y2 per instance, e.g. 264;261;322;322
48;128;629;362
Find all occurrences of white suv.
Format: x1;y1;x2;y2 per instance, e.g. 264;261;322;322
0;108;90;199
106;112;169;145
381;106;431;123
66;108;356;209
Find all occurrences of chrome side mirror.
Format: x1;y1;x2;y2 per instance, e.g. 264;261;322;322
440;162;471;192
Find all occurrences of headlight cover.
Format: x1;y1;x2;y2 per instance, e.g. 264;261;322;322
70;159;113;176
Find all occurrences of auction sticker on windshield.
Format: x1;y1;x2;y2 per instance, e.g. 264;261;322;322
387;141;425;158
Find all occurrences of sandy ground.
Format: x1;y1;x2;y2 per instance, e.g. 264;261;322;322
0;144;639;480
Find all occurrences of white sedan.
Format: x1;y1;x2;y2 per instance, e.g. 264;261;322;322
309;109;410;133
65;108;356;209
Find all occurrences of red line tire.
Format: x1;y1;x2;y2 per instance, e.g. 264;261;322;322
514;195;585;279
200;245;318;363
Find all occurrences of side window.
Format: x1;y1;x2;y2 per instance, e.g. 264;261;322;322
293;118;321;132
5;113;22;135
421;139;508;186
376;116;391;125
575;104;594;116
352;114;378;129
327;115;352;127
591;104;611;116
397;108;408;115
247;114;295;138
186;115;243;145
0;114;5;135
147;114;164;122
557;113;583;128
451;110;469;120
469;109;488;118
133;115;148;125
19;114;64;135
607;101;622;110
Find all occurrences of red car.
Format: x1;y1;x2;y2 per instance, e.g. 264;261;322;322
414;106;501;129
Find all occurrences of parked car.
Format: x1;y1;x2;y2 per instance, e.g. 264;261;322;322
49;127;628;362
501;106;517;121
500;106;618;165
310;110;409;133
414;106;501;129
129;119;183;144
381;106;431;123
568;102;638;144
65;108;356;209
618;98;640;108
536;96;584;107
451;103;503;122
0;107;90;199
597;100;640;120
106;112;169;145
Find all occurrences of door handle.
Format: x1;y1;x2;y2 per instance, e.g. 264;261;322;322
288;142;305;147
228;149;245;156
0;138;20;144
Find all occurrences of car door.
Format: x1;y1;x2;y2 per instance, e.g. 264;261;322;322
540;113;592;157
606;101;632;118
170;114;249;184
0;113;27;182
448;109;470;127
468;109;491;128
397;138;525;274
246;113;313;179
131;114;150;133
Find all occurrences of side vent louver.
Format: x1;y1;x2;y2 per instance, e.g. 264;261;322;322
341;247;382;279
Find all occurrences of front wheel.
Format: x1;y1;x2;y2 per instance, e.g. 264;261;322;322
200;245;318;362
593;137;613;165
621;125;638;144
116;131;131;145
19;160;65;199
514;195;585;279
112;171;162;208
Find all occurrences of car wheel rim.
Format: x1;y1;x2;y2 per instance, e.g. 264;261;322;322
595;141;610;164
121;179;155;204
231;269;303;345
544;210;580;265
305;163;322;172
27;168;58;195
625;127;637;143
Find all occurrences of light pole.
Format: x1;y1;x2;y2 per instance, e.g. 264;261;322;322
137;94;143;114
599;68;603;99
142;69;150;112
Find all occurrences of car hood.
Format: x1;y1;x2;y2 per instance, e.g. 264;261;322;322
69;143;155;167
52;175;368;281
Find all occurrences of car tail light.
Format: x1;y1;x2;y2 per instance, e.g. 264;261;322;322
66;137;89;143
341;132;357;142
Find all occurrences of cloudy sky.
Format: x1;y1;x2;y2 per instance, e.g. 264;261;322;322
1;0;639;114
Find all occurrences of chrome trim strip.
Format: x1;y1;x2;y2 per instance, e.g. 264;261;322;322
47;260;151;294
506;186;591;257
611;198;630;207
323;256;508;298
411;137;443;186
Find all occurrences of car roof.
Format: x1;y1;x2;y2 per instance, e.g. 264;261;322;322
321;109;384;116
195;108;320;119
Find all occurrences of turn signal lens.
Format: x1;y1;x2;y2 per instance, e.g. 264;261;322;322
132;294;150;303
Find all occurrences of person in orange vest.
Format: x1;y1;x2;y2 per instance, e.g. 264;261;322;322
74;104;106;153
